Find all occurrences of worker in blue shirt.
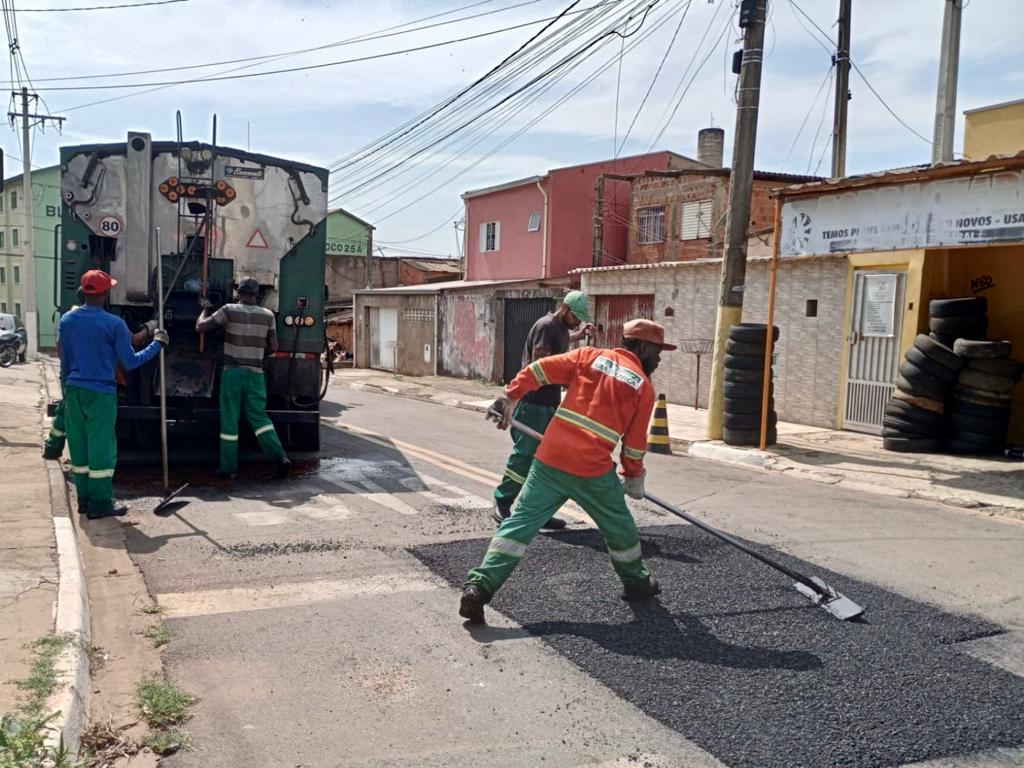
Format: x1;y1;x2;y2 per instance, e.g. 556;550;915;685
59;270;168;518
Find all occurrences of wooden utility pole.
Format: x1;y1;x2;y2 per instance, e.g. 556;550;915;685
831;0;852;178
706;0;768;440
932;0;962;163
9;87;65;358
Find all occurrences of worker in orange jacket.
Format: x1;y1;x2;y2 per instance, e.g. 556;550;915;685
460;318;676;623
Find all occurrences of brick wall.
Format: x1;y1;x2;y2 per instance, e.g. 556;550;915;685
580;255;847;428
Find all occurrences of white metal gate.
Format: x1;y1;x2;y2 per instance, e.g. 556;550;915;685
844;270;906;434
369;307;398;371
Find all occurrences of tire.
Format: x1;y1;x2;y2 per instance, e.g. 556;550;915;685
0;347;14;368
897;361;951;400
965;358;1024;380
948;398;1011;422
884;400;945;429
929;332;960;349
726;339;769;357
954;385;1011;409
948;411;1008;437
724;368;767;384
929;315;988;337
904;347;958;383
954;339;1012;359
929;296;988;318
883;436;942;453
882;415;942;437
723;397;774;415
946;437;1003;456
912;334;964;371
723;381;773;399
890;389;945;415
724;354;766;371
957;368;1018;395
723;427;777;446
882;426;938;440
729;324;779;344
723;411;777;430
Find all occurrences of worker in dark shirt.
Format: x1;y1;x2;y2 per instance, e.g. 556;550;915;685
492;290;592;530
59;270;167;518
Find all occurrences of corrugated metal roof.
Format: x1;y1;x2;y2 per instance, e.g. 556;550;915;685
571;252;843;275
773;151;1024;198
640;168;820;183
403;259;462;273
354;277;545;295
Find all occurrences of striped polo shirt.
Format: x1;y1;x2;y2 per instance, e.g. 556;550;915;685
209;302;276;371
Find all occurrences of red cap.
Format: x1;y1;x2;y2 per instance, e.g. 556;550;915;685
623;318;677;351
80;270;117;295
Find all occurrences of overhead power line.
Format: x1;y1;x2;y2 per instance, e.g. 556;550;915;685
19;0;186;11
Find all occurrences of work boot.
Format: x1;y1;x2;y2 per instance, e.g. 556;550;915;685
42;446;62;460
541;515;567;531
87;504;129;520
491;499;512;525
459;584;489;624
622;578;661;602
276;458;292;479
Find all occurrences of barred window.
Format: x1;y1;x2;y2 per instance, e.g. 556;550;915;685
637;207;665;244
479;221;500;253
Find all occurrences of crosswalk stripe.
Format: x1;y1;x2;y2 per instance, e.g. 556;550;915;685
344;479;420;516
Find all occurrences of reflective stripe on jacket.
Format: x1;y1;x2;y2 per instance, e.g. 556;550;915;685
506;347;655;478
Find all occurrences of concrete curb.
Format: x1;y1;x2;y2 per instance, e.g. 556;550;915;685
40;362;91;757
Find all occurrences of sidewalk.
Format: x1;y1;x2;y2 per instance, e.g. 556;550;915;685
331;368;1024;519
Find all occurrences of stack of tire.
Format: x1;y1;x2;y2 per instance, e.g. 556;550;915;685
722;323;778;447
947;339;1022;455
929;297;988;348
883;334;963;453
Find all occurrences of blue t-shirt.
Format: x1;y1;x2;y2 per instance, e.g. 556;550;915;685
59;306;161;394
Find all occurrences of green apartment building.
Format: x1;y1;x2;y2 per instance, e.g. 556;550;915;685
0;164;61;349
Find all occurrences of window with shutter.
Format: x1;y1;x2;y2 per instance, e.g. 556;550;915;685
637;207;665;244
680;199;713;240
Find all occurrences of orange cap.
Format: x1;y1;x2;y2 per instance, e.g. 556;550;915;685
623;318;676;350
80;269;117;295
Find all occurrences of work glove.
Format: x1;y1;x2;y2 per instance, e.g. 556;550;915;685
153;329;170;348
199;297;213;311
622;472;646;500
487;395;516;430
143;319;159;336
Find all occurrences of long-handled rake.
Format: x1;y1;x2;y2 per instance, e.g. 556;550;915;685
488;407;864;621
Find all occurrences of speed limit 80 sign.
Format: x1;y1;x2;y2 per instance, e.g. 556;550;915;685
97;215;123;237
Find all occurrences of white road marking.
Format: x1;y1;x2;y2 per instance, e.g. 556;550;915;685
401;474;491;510
157;574;443;618
345;479;421;516
293;497;357;523
234;510;289;527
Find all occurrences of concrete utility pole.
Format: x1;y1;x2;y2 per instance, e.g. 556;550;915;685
9;87;65;358
932;0;962;164
831;0;852;178
706;0;768;440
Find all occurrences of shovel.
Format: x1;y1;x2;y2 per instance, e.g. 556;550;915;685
488;406;864;622
153;226;190;515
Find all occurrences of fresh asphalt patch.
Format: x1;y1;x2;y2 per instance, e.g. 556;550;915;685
411;525;1024;768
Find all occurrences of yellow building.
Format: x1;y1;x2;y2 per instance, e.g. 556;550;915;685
964;98;1024;160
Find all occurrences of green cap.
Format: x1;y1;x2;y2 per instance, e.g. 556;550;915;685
562;290;591;323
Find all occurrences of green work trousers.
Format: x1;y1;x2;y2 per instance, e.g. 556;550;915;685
64;386;118;515
219;367;286;474
493;400;557;507
43;398;67;458
468;459;651;598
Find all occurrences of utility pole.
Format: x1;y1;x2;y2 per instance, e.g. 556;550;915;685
9;87;65;358
932;0;962;163
831;0;852;178
706;0;768;440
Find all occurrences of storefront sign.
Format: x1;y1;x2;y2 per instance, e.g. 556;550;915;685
780;170;1024;255
861;274;898;337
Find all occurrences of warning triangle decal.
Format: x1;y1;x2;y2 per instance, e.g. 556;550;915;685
246;228;269;249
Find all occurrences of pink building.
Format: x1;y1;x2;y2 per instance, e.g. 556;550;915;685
462;151;705;281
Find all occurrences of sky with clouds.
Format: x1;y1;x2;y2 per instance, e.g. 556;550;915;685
6;0;1022;257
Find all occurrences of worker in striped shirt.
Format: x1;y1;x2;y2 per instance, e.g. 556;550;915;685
196;277;290;479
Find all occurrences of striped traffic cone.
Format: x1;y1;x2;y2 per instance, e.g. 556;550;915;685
647;394;672;455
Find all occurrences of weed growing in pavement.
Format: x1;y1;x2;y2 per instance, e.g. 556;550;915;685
0;633;79;768
144;624;171;648
140;602;164;615
144;727;192;756
136;674;194;729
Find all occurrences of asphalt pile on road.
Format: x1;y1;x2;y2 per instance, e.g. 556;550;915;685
412;526;1024;768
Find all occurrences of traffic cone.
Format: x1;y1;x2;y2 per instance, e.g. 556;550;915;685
647;394;672;455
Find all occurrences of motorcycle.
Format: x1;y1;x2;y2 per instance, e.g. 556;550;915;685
0;330;20;367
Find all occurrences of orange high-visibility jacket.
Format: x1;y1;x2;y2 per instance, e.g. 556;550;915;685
506;346;655;479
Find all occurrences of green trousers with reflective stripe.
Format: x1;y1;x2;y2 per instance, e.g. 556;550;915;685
219;367;286;474
469;459;651;597
64;386;118;515
493;401;557;507
43;398;67;458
